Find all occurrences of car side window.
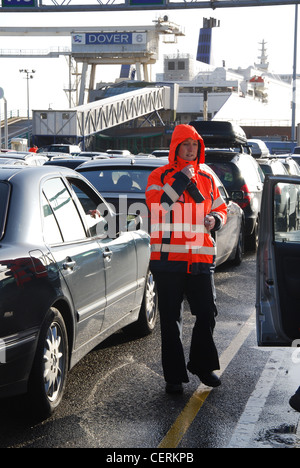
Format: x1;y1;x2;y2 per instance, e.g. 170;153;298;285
41;193;63;244
66;177;110;238
257;164;265;183
43;178;86;242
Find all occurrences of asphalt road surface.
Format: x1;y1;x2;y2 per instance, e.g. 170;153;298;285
0;251;300;450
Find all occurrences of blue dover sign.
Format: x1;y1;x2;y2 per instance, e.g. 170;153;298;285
72;32;147;53
85;32;146;45
2;0;36;6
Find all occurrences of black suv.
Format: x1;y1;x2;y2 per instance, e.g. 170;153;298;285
190;121;264;251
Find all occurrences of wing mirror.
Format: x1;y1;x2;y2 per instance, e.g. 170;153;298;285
231;190;244;201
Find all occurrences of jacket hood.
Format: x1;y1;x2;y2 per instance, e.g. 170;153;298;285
168;124;205;167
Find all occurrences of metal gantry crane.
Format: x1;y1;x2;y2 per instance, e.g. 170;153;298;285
0;0;300;12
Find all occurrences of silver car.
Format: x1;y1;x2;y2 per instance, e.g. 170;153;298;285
0;165;157;417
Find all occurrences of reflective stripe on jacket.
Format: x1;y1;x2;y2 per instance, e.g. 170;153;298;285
146;124;227;275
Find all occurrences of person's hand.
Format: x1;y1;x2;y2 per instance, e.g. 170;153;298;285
204;215;215;231
181;164;195;180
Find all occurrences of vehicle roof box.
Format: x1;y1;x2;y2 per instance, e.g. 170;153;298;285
189;121;247;147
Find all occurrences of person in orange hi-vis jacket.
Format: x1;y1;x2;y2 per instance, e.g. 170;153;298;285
146;124;227;394
29;145;38;153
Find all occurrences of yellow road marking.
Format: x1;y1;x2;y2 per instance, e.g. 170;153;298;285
158;311;256;448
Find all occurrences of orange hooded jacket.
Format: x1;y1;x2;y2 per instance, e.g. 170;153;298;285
146;124;227;274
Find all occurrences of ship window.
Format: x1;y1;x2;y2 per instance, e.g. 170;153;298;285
168;61;175;70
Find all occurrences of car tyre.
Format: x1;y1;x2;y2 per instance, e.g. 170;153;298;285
232;223;244;266
127;270;158;337
245;217;259;252
28;307;69;418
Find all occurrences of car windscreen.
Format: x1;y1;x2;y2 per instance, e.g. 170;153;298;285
79;168;153;193
0;182;10;239
48;146;69;153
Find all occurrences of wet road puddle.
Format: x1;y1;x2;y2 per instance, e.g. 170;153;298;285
256;424;298;448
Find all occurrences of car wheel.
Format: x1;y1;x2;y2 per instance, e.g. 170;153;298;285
245;217;259;252
28;307;69;418
127;270;158;337
232;223;244;266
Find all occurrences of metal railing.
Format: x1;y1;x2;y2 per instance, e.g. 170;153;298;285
0;47;71;58
0;109;27;121
0;130;32;150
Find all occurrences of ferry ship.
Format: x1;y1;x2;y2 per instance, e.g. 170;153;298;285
90;22;299;145
155;37;298;141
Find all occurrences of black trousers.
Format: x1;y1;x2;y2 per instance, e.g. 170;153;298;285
153;271;220;384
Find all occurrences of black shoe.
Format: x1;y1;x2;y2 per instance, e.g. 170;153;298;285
187;363;221;388
198;372;221;388
165;383;183;394
289;393;300;412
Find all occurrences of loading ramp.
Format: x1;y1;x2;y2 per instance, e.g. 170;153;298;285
32;84;178;148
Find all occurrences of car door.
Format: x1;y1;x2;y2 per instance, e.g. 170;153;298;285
256;174;300;346
66;177;138;334
99;228;138;332
42;176;106;350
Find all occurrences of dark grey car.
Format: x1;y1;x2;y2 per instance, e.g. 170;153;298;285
0;165;157;417
76;157;245;267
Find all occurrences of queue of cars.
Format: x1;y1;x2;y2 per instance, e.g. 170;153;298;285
1;123;300;417
0;128;247;417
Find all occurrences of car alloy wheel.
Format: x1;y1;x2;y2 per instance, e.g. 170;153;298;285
144;270;157;329
126;270;158;337
29;308;68;418
43;321;65;403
